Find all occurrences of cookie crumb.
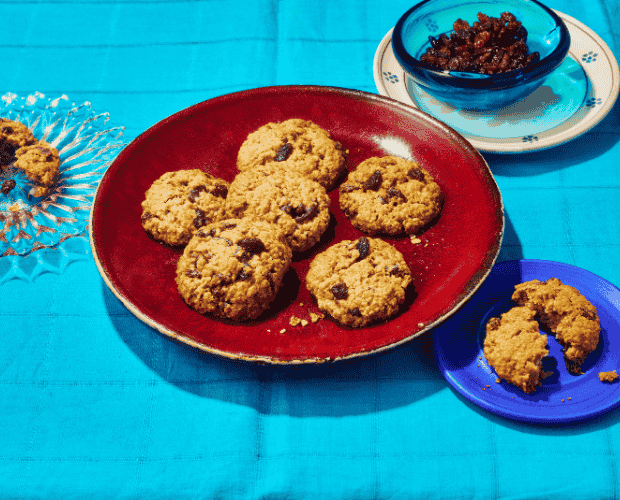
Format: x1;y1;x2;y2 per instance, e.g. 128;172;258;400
289;315;309;327
495;378;501;383
417;322;424;328
280;328;286;334
568;397;572;400
410;235;422;244
9;203;20;212
309;312;322;323
599;370;619;382
299;302;304;307
561;399;565;402
486;385;490;388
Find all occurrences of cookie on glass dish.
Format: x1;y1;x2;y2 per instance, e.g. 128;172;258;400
226;164;330;253
306;236;412;328
339;156;443;235
141;169;229;247
176;218;292;321
236;118;346;190
14;141;61;198
0;118;37;158
0;118;61;198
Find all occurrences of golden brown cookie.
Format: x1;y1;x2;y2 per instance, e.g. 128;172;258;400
512;278;600;374
339;156;443;235
226;163;282;218
236;118;346;190
176;218;292;321
483;306;549;394
0;119;60;198
0;118;36;155
14;140;61;198
226;165;330;253
305;236;412;327
141;169;230;247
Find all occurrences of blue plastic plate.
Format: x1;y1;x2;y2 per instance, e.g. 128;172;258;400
433;259;620;424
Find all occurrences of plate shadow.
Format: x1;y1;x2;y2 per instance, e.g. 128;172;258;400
102;281;445;418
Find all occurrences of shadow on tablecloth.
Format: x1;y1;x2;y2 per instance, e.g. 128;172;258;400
104;280;448;417
103;209;523;419
451;387;620;433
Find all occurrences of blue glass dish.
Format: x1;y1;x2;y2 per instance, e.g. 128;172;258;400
392;0;571;111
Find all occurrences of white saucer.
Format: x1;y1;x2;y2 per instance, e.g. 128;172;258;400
374;11;619;154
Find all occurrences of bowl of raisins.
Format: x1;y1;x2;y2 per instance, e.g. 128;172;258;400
391;0;570;111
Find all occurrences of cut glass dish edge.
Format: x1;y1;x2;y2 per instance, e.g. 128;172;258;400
0;92;125;282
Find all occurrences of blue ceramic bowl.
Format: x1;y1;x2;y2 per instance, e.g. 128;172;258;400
392;0;570;111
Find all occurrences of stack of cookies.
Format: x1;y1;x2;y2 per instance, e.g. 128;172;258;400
141;118;444;326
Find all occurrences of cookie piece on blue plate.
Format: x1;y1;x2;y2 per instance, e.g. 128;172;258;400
512;278;600;374
484;306;549;394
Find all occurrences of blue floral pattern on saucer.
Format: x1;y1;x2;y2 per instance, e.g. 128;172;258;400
382;71;399;84
582;51;598;63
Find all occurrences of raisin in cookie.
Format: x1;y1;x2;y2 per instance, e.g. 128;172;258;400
484;306;549;394
236;118;346;190
176;218;292;321
227;166;330;253
305;237;412;327
339;156;443;235
14;141;61;197
141;169;230;247
512;278;600;374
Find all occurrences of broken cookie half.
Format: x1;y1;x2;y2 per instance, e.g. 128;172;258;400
483;306;550;394
484;278;601;394
512;278;600;375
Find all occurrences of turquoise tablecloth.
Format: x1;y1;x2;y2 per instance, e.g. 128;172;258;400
2;0;620;498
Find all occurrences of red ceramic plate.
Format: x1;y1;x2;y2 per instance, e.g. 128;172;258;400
89;86;504;364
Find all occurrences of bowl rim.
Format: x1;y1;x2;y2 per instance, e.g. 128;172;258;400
392;0;571;87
